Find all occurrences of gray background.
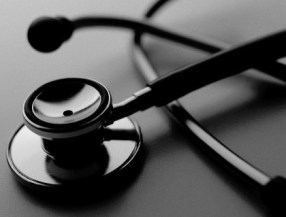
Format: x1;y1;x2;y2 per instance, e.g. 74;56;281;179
1;0;286;216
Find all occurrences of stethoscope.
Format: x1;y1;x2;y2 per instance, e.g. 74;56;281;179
6;0;286;214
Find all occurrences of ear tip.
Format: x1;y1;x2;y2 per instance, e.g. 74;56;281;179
27;16;74;53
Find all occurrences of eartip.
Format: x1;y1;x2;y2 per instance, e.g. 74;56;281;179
27;16;74;53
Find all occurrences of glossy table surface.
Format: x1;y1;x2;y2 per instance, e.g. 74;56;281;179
1;0;286;216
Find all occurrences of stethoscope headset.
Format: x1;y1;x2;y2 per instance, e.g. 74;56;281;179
6;0;286;214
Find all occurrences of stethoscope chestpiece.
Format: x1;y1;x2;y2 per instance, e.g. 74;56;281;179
23;78;112;139
7;78;143;194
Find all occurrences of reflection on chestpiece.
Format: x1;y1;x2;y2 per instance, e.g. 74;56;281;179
7;78;142;190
